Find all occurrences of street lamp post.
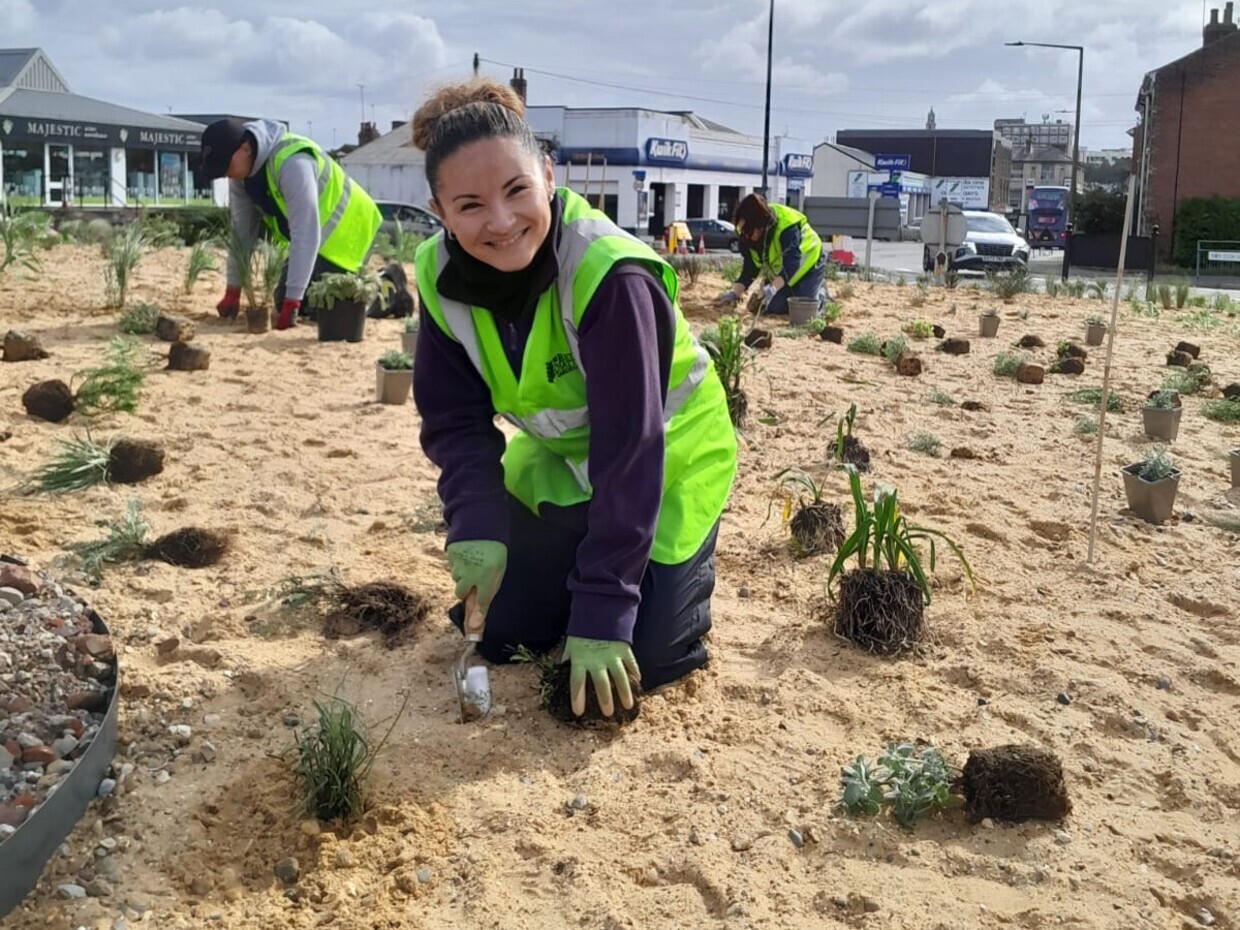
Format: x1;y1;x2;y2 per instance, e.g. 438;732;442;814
760;0;774;198
1005;41;1084;226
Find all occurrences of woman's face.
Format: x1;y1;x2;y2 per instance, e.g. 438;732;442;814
430;137;555;272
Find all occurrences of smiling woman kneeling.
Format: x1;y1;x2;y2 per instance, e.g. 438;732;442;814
410;78;737;719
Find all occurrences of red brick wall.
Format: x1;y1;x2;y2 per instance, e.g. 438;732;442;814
1141;32;1240;260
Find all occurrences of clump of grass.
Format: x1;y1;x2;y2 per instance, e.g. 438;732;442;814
1161;366;1210;396
28;435;113;493
1066;387;1123;412
993;351;1027;378
720;259;743;284
1083;281;1107;300
902;319;934;339
1174;282;1190;309
838;743;955;827
67;499;150;581
1043;275;1063;298
927;388;955;407
1074;416;1098;435
118;302;160;335
668;254;706;285
1063;279;1087;299
822;301;842;323
847;332;882;356
293;689;406;822
72;337;145;416
907;433;941;456
701;315;754;427
1156;283;1173;310
103;224;148;308
1202;398;1240;423
881;335;909;364
184;241;217;294
837;281;856;300
988;267;1031;301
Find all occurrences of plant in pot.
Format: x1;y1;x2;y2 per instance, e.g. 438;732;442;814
979;307;1001;338
306;272;385;343
1084;313;1108;347
375;349;413;404
827;466;974;655
400;315;419;356
1141;389;1182;442
1121;447;1181;525
770;467;845;557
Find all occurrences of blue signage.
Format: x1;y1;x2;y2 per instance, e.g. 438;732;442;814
645;137;689;165
874;153;911;171
867;182;901;199
783;153;814;177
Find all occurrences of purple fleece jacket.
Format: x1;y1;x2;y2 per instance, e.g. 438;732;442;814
413;252;673;644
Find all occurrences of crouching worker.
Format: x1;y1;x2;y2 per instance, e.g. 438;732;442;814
715;193;828;316
198;117;381;329
410;79;737;717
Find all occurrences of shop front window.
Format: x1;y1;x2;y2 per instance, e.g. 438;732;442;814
72;147;109;206
1;141;43;208
126;149;156;203
158;151;186;203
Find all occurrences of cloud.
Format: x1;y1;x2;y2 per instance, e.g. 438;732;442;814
0;0;36;33
694;12;850;95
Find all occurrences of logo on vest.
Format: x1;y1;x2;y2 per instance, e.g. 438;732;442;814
545;352;578;383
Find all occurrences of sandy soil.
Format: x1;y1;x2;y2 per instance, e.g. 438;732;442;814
2;243;1239;930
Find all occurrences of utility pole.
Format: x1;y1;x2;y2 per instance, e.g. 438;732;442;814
473;52;480;76
760;0;774;198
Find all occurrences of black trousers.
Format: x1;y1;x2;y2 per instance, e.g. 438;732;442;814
764;257;830;316
448;497;718;691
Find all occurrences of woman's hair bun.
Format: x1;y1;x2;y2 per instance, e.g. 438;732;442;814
411;78;526;151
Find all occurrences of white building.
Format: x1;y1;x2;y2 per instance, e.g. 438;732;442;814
524;106;815;236
338;121;428;207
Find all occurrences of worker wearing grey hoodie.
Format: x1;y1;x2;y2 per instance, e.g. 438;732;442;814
199;117;381;329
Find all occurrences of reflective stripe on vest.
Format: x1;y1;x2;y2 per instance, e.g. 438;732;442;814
429;221;711;489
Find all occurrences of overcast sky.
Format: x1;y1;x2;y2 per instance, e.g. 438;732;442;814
0;0;1218;154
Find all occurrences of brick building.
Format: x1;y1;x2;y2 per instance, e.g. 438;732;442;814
1133;3;1240;260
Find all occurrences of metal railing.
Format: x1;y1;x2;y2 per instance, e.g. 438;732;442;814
1194;240;1240;286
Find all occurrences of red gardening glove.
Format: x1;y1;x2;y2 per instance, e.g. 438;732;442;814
216;286;241;319
275;298;301;330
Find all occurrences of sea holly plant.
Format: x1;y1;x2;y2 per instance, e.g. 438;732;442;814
305;271;388;310
827;465;974;606
839;743;956;827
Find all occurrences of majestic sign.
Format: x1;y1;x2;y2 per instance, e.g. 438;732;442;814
783;153;814;177
645;137;689;165
0;117;201;151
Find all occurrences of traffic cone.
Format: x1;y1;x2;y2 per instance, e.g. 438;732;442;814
697;234;706;254
678;237;688;255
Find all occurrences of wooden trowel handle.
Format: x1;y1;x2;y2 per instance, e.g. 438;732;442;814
463;589;486;641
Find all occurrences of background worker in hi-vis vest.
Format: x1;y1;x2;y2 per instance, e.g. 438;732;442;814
716;193;829;316
409;79;737;719
198;117;381;330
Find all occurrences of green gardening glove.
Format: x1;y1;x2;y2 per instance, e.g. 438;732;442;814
446;540;508;614
562;636;641;718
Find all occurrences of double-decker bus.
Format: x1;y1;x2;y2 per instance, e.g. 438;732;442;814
1025;186;1070;250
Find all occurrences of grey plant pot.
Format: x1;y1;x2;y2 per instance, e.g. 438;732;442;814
787;297;819;327
1141;405;1182;442
979;315;1000;337
1121;463;1181;524
1231;448;1240;489
375;363;413;405
400;329;418;356
1085;323;1107;347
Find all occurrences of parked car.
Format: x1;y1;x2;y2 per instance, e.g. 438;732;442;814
681;217;741;252
922;211;1030;272
374;200;442;240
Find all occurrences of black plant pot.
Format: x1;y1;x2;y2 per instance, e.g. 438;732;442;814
317;300;367;343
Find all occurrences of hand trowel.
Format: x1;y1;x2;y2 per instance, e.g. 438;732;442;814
453;590;492;722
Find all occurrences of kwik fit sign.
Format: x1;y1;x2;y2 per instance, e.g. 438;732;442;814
783;153;813;177
645;137;689;165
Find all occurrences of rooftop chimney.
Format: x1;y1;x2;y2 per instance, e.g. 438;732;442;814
1204;4;1237;45
510;67;527;104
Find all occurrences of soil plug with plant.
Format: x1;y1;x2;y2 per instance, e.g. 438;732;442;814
102;224;147;308
29;434;164;493
700;315;753;428
22;379;75;423
118;303;160;336
771;467;845;557
67;499;151;581
827;466;974;655
515;646;641;728
145;527;229;568
826;402;871;472
72;337;146;416
957;744;1071;823
323;582;429;648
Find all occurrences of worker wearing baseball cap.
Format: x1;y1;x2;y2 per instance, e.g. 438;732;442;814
199;117;381;329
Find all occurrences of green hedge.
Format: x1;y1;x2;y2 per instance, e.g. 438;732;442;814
1174;197;1240;267
1075;189;1127;235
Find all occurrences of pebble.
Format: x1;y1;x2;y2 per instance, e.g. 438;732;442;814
981;818;995;829
738;586;750;599
1156;676;1172;690
1056;692;1072;706
199;741;217;763
788;829;805;849
98;837;118;851
1197;908;1216;926
334;849;355;869
56;883;87;899
85;878;113;898
282;712;300;727
416;867;432;884
568;794;588;811
168;724;192;744
0;587;24;608
1054;830;1073;845
154;770;171;785
274;857;300;884
203;714;222;727
51;735;78;758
